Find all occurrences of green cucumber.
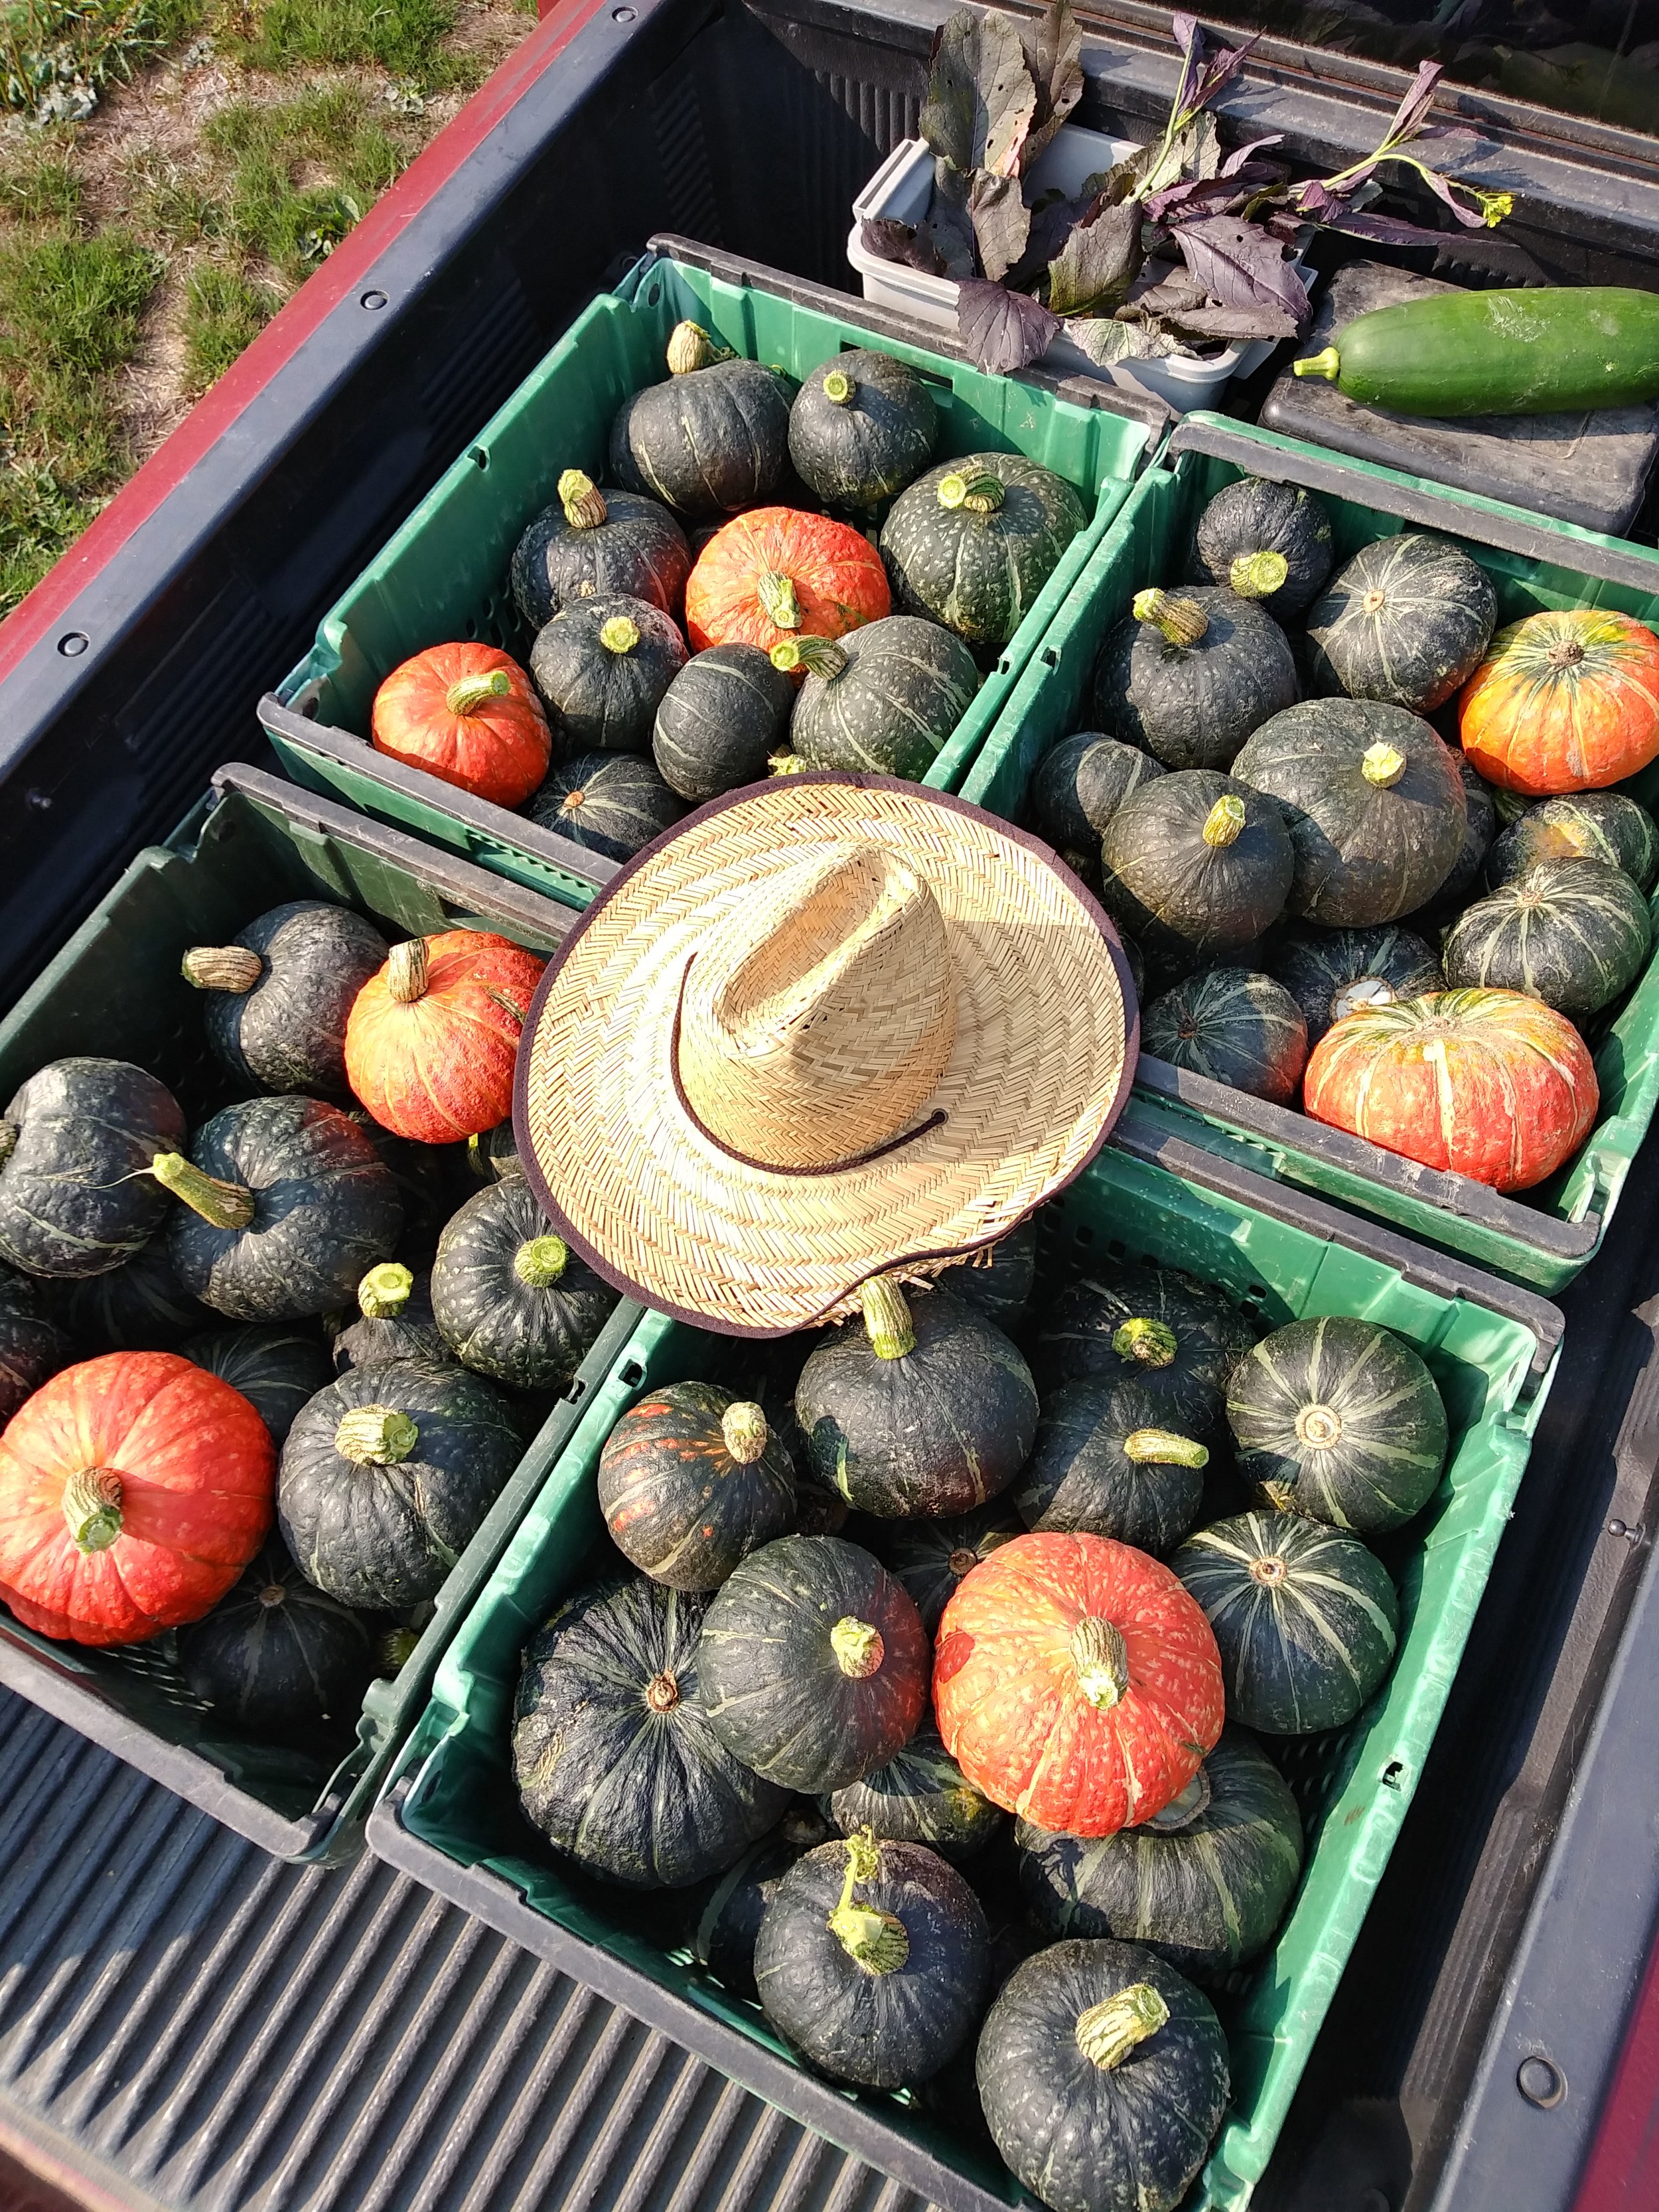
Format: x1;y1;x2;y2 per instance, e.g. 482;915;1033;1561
1293;287;1659;419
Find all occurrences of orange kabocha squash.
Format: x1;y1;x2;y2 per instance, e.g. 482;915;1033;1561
684;506;890;656
371;642;552;808
1459;609;1659;794
345;930;545;1142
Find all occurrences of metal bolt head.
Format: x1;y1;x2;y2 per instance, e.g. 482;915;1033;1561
56;631;88;656
1517;2055;1565;2108
360;289;388;311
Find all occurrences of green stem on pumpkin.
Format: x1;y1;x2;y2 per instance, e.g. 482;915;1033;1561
937;469;1005;515
335;1405;420;1465
861;1276;916;1361
1229;550;1289;601
771;634;846;680
721;1401;769;1465
1113;1316;1179;1368
1069;1615;1131;1712
1123;1428;1209;1469
0;1120;17;1167
768;748;809;774
830;1615;885;1679
1074;1983;1171;2068
445;669;512;717
821;368;856;406
600;615;641;656
666;320;732;374
388;939;429;1003
1202;796;1246;849
150;1152;256;1231
380;1625;421;1672
557;469;607;529
358;1262;413;1320
514;1236;569;1289
755;571;802;630
62;1466;122;1554
1133;589;1209;647
1362;741;1407;788
827;1827;909;1973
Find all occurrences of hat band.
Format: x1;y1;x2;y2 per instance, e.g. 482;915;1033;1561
670;956;948;1179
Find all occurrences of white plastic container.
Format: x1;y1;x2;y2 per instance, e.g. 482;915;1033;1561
848;126;1296;413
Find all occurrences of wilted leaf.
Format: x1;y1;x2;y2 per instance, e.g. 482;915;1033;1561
859;217;947;275
1221;132;1283;175
1175;214;1309;322
1046;198;1141;317
968;169;1031;283
957;279;1060;374
1064;316;1181;366
1124;265;1213;317
920;9;1037;178
1157;299;1301;342
1168;10;1262;129
1020;0;1084;170
930;158;981;277
1144;163;1283;226
1309;204;1455;248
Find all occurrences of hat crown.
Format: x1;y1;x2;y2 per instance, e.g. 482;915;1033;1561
678;842;956;1172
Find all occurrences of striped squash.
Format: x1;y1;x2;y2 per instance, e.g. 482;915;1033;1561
1443;857;1652;1017
1306;532;1496;712
1270;923;1443;1046
1485;790;1659;895
1460;608;1659;795
784;616;980;780
527;749;685;861
1142;968;1308;1104
597;1380;797;1590
872;1500;1023;1636
824;1717;1004;1862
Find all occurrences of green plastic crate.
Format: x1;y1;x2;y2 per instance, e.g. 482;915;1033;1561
0;764;641;1864
259;243;1154;906
367;1120;1559;2209
964;412;1659;1294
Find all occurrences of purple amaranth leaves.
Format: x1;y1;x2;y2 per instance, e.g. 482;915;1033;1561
968;169;1031;283
1168;12;1262;131
859;218;946;276
1174;215;1309;323
1018;0;1084;171
956;279;1060;374
1290;61;1512;232
920;6;1037;179
1046;198;1141;319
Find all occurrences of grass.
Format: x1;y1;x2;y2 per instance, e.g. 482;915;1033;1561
238;0;463;88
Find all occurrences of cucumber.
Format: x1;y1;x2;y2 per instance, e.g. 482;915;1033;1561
1293;287;1659;419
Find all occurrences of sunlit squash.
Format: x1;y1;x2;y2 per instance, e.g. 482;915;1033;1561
1460;608;1659;795
370;643;551;808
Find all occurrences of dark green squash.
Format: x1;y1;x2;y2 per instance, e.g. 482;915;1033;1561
1015;1728;1304;1981
976;1939;1230;2212
431;1179;616;1391
161;1096;403;1323
778;617;980;780
788;350;940;508
346;1113;469;1270
871;1499;1023;1636
944;1216;1038;1330
1171;1509;1400;1735
528;592;689;752
467;1119;523;1183
728;1338;845;1537
1013;1377;1210;1555
1228;1315;1448;1534
652;643;795;802
1485;790;1659;895
1192;475;1334;618
0;1267;72;1429
687;1805;831;1999
1092;585;1299;772
1031;1264;1257;1431
755;1830;990;2087
1142;970;1309;1104
1030;733;1164;855
278;1355;522;1608
1099;771;1295;974
0;1059;184;1281
510;472;691;628
179;1538;374;1739
330;1263;451;1373
700;1533;929;1791
1443;856;1652;1016
50;1234;212;1350
183;1323;334;1444
609;335;793;519
824;1718;1004;1863
597;1379;797;1589
1407;753;1500;928
182;901;388;1099
879;452;1086;649
794;1279;1037;1518
1269;923;1443;1045
526;749;684;861
1230;700;1467;927
1306;532;1497;711
513;1574;790;1886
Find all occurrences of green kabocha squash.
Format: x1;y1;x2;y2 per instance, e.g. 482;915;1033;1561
1228;1315;1448;1535
1099;771;1295;974
1230;700;1467;927
510;471;691;628
1443;857;1652;1016
183;1323;334;1445
330;1263;451;1373
346;1115;469;1269
526;749;684;862
1015;1728;1303;1981
529;592;688;753
788;349;940;508
1172;1509;1400;1735
879;453;1086;649
1030;733;1164;855
946;1216;1038;1330
1306;532;1497;711
1409;753;1500;927
652;643;794;802
1485;790;1659;895
597;1380;797;1590
1269;923;1443;1045
0;1268;71;1429
794;1279;1037;1518
179;1539;374;1740
776;617;979;781
277;1356;522;1607
181;901;388;1100
755;1830;990;2087
1142;970;1309;1105
431;1179;616;1392
1031;1264;1258;1429
609;327;792;519
1092;586;1299;773
872;1500;1022;1636
824;1720;1003;1864
514;1574;790;1886
0;1059;184;1281
1192;475;1334;618
1013;1377;1210;1555
727;1339;845;1537
699;1534;929;1792
688;1805;830;1998
977;1939;1230;2212
160;1096;402;1323
50;1234;212;1350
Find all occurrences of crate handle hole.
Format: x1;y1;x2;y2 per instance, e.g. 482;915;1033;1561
619;1361;645;1386
470;447;489;470
1382;1761;1405;1789
646;281;661;306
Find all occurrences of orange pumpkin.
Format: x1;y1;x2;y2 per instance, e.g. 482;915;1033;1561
1459;609;1659;795
344;930;545;1143
934;1530;1224;1837
371;642;553;808
684;506;891;657
0;1352;274;1645
1304;987;1598;1192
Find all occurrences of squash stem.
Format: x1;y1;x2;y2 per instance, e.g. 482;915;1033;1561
828;1829;909;1974
358;1262;414;1319
721;1400;770;1465
830;1615;885;1679
645;1669;681;1713
936;469;1005;516
1361;742;1407;788
1201;796;1246;850
557;469;607;530
768;748;809;774
180;944;264;994
600;615;641;656
1228;550;1289;601
1112;1316;1178;1369
150;1151;256;1231
445;668;512;717
380;1625;421;1672
0;1120;16;1167
1074;1983;1171;2069
62;1466;122;1554
1547;637;1587;671
860;1276;916;1360
1069;1615;1131;1711
387;938;429;1003
666;319;733;374
335;1404;420;1465
1292;346;1340;383
1123;1428;1209;1469
514;1236;569;1289
770;635;846;680
1133;589;1209;647
821;368;855;406
755;570;802;631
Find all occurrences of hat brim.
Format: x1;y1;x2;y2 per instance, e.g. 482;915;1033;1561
514;772;1138;1337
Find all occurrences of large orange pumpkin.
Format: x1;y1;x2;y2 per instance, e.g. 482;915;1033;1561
1459;609;1659;795
371;642;553;808
1304;987;1598;1192
344;930;545;1143
0;1352;274;1645
684;506;891;656
933;1530;1224;1837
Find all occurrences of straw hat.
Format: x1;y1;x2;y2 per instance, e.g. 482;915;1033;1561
514;772;1137;1335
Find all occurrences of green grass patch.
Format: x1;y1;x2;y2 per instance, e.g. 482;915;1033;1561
182;260;269;388
236;0;460;87
0;0;203;120
204;85;411;277
0;226;163;373
0;455;98;607
0;135;82;224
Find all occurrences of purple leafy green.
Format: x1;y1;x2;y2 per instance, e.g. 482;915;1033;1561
956;279;1060;374
968;169;1031;283
1174;215;1309;322
920;7;1035;179
1019;0;1083;171
1046;198;1140;319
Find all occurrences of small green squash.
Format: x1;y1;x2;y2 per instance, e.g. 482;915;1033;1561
1031;1264;1257;1430
1485;790;1659;895
687;1805;831;1998
1306;532;1497;711
1413;753;1500;924
526;749;684;861
788;350;940;508
597;1380;797;1589
794;1278;1037;1518
1092;585;1299;772
1142;970;1309;1104
1099;771;1295;973
1030;733;1164;855
871;1500;1023;1636
0;1268;72;1430
945;1216;1038;1331
1270;923;1443;1045
431;1179;616;1392
1013;1376;1210;1555
50;1234;212;1351
1443;856;1652;1016
824;1720;1003;1863
514;1574;790;1886
330;1263;451;1373
510;472;691;628
652;643;795;802
529;592;688;752
0;1059;185;1281
182;901;388;1100
179;1538;374;1740
879;453;1086;648
1192;476;1334;617
183;1323;334;1444
609;332;793;520
1171;1509;1400;1735
778;617;980;781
